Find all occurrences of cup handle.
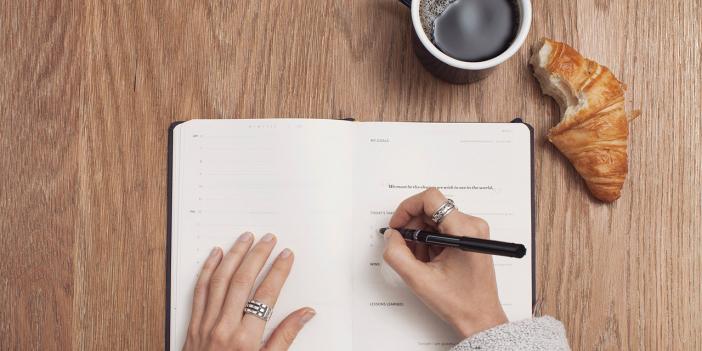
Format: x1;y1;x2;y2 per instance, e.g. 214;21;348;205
399;0;411;8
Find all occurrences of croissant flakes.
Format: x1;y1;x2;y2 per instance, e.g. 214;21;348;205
530;38;631;202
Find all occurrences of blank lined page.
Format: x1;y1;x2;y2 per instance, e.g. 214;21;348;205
170;119;354;350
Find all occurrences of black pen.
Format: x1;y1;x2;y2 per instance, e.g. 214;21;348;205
379;227;526;258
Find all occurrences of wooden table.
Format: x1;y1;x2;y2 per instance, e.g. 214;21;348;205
1;0;700;350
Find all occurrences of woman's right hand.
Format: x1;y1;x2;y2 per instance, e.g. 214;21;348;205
382;188;509;338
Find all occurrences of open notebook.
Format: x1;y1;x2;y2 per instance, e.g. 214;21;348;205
168;119;534;350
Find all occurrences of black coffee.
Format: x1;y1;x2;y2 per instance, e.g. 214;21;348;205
432;0;519;62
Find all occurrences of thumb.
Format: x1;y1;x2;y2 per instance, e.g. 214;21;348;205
264;307;315;350
382;229;429;287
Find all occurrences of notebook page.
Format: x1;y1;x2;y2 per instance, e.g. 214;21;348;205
170;119;354;350
351;122;533;350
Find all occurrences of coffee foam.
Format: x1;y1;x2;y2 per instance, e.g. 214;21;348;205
419;0;456;40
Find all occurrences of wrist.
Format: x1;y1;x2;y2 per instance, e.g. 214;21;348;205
453;307;508;338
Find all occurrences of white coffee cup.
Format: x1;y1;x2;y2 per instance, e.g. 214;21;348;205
401;0;532;84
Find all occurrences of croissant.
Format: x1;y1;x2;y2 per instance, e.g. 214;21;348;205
530;38;631;202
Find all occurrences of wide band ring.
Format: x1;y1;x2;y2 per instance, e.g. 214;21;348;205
244;300;272;321
431;198;457;224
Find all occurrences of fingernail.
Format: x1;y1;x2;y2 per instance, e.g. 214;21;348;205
261;233;275;242
300;309;316;325
279;248;292;258
238;232;253;242
209;247;220;258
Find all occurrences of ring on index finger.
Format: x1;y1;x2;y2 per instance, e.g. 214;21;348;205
431;198;456;225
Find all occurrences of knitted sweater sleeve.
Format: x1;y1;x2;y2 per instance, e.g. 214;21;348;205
450;316;570;351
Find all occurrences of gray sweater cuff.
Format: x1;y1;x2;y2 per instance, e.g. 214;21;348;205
450;316;570;351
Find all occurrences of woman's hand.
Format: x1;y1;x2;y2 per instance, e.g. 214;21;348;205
183;232;315;351
383;188;508;338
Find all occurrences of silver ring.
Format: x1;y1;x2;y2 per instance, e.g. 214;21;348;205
431;198;456;224
244;300;272;321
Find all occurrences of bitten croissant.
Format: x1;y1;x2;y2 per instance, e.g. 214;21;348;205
530;38;631;202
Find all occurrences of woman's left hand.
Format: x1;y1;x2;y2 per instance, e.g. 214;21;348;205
183;232;316;351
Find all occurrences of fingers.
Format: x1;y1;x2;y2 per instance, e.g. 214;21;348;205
263;308;316;351
389;188;461;234
201;232;254;333
382;228;431;287
388;190;431;228
389;188;490;238
458;214;491;239
404;216;428;261
241;248;294;335
185;233;304;350
388;187;450;226
219;233;278;326
187;247;223;338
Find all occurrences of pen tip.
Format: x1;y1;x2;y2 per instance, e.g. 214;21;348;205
378;227;388;234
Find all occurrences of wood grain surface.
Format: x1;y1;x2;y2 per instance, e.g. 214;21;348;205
1;0;700;350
